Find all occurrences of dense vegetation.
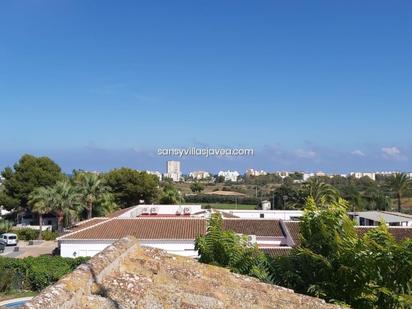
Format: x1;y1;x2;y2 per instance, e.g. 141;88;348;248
0;255;88;293
0;155;179;235
196;198;412;308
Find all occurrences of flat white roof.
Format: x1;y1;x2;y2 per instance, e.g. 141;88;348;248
350;211;412;223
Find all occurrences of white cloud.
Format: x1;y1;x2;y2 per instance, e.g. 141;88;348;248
295;149;317;159
381;147;407;161
351;150;366;157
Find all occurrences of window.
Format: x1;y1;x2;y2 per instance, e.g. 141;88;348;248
260;213;264;218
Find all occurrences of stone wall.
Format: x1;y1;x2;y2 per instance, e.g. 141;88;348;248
22;236;340;309
22;236;140;309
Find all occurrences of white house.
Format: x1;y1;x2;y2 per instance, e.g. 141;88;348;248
58;202;295;259
350;172;376;181
218;209;303;220
58;218;207;258
349;211;412;227
189;171;210;180
218;170;240;182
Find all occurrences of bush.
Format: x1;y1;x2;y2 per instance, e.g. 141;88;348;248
14;228;39;241
0;255;89;292
0;219;13;234
185;194;259;205
11;228;58;241
41;230;58;241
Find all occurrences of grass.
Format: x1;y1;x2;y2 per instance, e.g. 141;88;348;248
0;291;37;302
201;203;256;210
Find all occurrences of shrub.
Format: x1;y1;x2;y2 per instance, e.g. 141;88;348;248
185;194;259;205
0;219;13;234
13;228;39;241
41;230;58;241
0;255;89;292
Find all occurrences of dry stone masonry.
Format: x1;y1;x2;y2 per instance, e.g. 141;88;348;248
23;236;340;309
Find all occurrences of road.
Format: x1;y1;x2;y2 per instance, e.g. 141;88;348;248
0;241;57;258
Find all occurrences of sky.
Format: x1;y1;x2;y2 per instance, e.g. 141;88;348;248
0;0;411;173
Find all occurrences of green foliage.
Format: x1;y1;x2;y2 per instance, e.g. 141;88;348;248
0;155;62;210
104;168;159;207
185;194;259;206
0;219;13;234
386;173;412;212
243;173;283;186
75;173;111;219
159;183;183;204
14;228;39;241
269;198;412;308
12;228;58;241
0;255;88;292
190;182;205;193
303;178;340;206
40;230;58;241
195;213;270;281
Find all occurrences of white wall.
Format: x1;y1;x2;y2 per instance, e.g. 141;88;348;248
118;205;203;218
256;236;285;247
221;210;303;220
60;240;114;258
60;239;198;258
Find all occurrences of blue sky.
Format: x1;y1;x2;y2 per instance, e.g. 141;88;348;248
1;0;411;173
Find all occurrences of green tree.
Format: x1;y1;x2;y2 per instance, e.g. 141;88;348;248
270;197;412;308
159;183;183;204
51;180;82;232
75;173;109;219
386;173;411;212
104;168;159;207
195;213;269;281
28;187;54;239
190;182;204;194
0;155;62;210
93;192;118;217
303;177;340;206
0;219;12;234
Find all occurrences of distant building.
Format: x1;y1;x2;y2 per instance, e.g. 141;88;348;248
275;171;289;179
303;173;314;181
349;211;412;227
376;171;397;177
164;161;181;182
218;170;240;182
245;169;267;177
189;171;210;180
146;170;162;181
350;172;376;181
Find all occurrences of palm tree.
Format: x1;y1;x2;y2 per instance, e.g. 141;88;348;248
51;180;82;232
76;173;109;219
386;173;411;212
304;177;340;205
28;186;54;240
94;192;118;217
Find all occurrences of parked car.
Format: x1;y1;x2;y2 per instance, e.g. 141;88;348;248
1;233;18;246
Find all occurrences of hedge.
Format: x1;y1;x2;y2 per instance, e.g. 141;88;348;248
0;255;89;292
12;228;58;241
184;194;259;205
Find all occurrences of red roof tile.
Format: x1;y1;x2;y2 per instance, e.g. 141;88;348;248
107;206;137;218
65;218;108;233
282;221;412;245
261;247;293;257
223;219;284;237
60;218;207;240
